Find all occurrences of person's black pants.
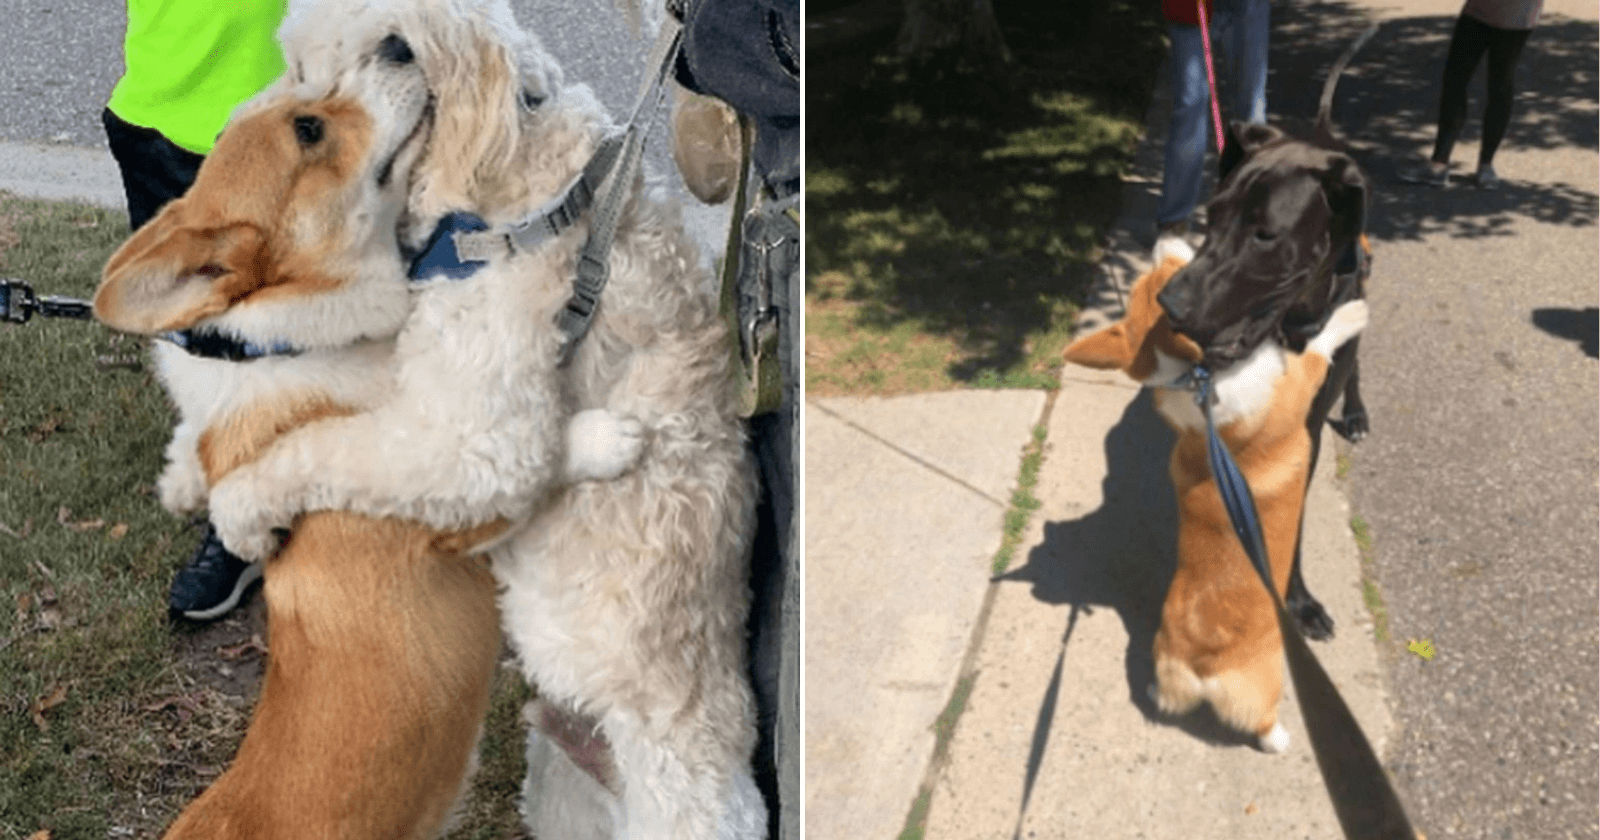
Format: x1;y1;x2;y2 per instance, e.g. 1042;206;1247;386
1432;14;1532;168
102;108;204;231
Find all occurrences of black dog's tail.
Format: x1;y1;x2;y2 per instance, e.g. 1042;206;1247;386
1313;22;1380;144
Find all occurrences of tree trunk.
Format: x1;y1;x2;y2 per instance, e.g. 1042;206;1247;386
896;0;1012;67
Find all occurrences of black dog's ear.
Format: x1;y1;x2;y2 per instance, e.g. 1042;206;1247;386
1233;121;1283;153
1220;121;1284;183
1219;124;1245;183
1321;153;1368;242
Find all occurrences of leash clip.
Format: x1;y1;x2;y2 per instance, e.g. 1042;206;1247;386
1187;364;1213;405
1;278;94;324
1;278;38;323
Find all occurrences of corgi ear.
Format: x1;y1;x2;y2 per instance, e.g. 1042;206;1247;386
1063;322;1136;370
95;207;266;334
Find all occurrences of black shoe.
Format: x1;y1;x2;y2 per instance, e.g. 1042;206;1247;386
168;524;262;622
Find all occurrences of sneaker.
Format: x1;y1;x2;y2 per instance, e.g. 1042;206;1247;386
1474;165;1501;190
1398;160;1449;187
168;524;262;622
1154;219;1189;255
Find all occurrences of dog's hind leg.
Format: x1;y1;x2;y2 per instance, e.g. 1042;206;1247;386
604;703;767;840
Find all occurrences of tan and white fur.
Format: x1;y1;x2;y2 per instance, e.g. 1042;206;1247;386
188;1;764;837
93;29;643;837
1063;239;1367;753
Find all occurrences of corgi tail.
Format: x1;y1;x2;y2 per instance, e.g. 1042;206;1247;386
1152;649;1289;753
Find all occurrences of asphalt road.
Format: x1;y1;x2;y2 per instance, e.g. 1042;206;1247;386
1265;2;1599;838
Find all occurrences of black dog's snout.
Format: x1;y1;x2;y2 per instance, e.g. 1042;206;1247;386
378;34;415;65
1156;282;1200;336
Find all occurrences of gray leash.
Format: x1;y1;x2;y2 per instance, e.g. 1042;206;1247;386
454;19;684;367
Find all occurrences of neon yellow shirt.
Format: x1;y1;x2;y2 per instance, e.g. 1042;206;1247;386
106;0;287;155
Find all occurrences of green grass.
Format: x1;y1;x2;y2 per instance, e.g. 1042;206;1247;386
806;0;1166;396
1349;514;1391;644
896;674;978;840
0;193;534;839
991;423;1048;575
0;191;191;840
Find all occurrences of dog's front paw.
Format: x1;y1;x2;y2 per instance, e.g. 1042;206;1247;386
208;480;290;562
565;408;646;482
157;464;208;515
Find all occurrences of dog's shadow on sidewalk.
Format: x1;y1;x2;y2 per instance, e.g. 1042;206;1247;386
997;390;1260;799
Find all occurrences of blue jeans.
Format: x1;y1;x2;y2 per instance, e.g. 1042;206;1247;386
1157;0;1270;227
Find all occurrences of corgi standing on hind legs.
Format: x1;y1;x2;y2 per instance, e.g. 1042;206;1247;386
1062;238;1369;752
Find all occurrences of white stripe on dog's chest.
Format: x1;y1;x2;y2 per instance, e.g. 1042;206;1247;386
1150;342;1285;432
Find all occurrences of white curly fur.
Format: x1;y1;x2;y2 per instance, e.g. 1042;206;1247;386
203;2;765;837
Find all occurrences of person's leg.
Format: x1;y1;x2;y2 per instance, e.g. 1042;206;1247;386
101;108;204;231
1157;23;1212;230
1476;24;1532;176
1431;14;1494;166
103;108;258;622
1225;0;1270;125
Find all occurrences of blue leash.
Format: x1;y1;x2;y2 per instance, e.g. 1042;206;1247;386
1191;366;1274;594
1186;363;1416;839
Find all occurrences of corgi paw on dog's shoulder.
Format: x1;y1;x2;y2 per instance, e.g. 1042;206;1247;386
208;476;295;563
1308;299;1369;359
564;408;647;483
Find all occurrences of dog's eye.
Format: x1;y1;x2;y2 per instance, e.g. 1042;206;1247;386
378;34;415;65
293;115;324;146
1254;229;1278;243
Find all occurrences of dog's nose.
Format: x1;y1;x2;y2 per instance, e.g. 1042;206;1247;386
1156;282;1193;331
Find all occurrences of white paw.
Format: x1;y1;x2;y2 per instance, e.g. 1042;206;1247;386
564;408;646;483
208;480;287;562
1258;721;1290;754
157;463;208;514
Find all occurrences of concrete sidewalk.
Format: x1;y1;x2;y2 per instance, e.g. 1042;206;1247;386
804;49;1392;840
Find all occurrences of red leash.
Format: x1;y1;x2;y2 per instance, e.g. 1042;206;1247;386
1196;0;1226;150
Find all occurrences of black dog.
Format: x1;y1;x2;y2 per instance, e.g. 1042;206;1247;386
1156;26;1377;640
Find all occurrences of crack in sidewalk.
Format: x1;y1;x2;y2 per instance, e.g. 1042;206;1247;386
809;400;1008;508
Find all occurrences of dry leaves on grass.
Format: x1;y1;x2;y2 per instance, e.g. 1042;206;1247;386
217;634;268;661
17;584;66;632
30;684;69;732
144;693;206;726
0;517;33;539
57;506;105;532
29;830;51;840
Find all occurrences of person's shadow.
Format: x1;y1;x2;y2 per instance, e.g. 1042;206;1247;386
994;389;1261;832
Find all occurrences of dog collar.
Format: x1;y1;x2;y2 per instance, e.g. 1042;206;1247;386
407;211;492;282
158;328;301;362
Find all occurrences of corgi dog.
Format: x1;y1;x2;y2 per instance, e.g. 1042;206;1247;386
1063;239;1368;752
93;27;639;838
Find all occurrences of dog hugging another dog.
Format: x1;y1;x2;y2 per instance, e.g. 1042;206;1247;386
1063;29;1376;753
93;0;765;838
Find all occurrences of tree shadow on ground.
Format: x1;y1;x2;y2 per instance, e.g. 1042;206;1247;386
992;391;1262;819
806;0;1167;382
1264;2;1597;243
